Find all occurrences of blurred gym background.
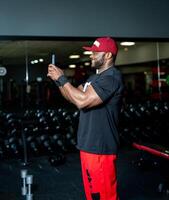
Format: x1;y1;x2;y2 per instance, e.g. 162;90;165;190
0;0;169;199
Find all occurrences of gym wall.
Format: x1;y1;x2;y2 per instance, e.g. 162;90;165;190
0;0;169;39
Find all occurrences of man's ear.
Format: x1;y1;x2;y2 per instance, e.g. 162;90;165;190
105;52;113;59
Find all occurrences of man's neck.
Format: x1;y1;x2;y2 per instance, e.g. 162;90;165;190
97;63;114;74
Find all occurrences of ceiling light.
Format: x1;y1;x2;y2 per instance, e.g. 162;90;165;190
39;58;44;62
31;61;35;64
83;51;92;55
34;60;38;63
69;55;80;59
69;64;76;68
120;42;135;46
84;62;90;66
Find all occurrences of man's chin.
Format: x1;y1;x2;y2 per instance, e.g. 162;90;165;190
91;64;99;69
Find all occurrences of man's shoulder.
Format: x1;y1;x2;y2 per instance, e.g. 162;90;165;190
101;67;122;79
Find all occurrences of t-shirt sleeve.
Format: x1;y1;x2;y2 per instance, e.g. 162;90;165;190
91;75;122;102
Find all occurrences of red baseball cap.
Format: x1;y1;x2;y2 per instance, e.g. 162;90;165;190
83;37;118;55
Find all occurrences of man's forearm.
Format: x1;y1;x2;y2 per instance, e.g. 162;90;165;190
59;87;71;102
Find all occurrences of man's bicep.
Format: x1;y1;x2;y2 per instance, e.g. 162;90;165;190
78;84;83;91
84;85;103;108
91;76;121;102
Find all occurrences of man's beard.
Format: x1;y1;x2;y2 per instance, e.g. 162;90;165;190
91;58;104;69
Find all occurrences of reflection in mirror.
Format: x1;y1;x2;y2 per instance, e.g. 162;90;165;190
0;39;169;110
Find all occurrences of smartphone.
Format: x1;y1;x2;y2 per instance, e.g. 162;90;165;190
51;54;56;65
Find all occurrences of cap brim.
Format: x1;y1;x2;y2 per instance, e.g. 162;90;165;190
82;46;93;51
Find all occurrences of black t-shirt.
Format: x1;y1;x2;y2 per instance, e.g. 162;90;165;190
76;66;124;155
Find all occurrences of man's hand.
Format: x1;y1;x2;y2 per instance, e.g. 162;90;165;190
47;64;64;81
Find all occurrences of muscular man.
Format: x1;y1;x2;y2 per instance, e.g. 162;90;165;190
47;37;124;200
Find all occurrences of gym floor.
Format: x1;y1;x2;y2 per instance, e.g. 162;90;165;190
0;147;168;200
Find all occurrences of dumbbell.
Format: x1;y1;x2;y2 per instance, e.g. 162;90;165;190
38;134;54;155
21;169;34;200
52;133;66;152
71;110;80;131
26;135;40;156
21;169;27;196
26;175;33;200
5;136;21;158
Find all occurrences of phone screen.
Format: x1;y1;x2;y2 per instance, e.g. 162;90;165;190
51;54;56;65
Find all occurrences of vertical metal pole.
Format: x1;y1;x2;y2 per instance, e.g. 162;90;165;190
25;41;29;92
0;78;3;93
21;42;29;165
156;42;161;100
0;78;3;107
21;122;28;166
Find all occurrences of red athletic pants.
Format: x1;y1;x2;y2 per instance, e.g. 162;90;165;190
80;151;119;200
